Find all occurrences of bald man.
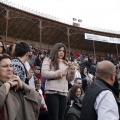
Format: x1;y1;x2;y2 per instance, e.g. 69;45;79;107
80;60;119;120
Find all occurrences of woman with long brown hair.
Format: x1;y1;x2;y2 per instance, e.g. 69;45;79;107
41;43;75;120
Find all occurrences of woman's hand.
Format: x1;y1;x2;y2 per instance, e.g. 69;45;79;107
8;75;23;92
4;81;18;95
62;70;67;76
68;61;75;70
27;69;33;79
11;75;23;90
7;81;18;88
5;75;23;94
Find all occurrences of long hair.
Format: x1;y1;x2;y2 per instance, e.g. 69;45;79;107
69;85;83;99
50;43;66;70
81;66;89;75
7;43;16;59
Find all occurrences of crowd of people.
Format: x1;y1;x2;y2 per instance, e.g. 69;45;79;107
0;38;120;120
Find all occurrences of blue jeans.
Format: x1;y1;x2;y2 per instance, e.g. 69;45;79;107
46;94;67;120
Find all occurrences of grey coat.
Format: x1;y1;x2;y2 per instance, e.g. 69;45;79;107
0;81;41;120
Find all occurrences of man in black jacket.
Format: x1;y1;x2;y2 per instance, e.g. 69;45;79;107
80;60;120;120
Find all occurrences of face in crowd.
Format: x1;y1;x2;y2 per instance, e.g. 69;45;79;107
74;79;82;87
0;54;13;82
75;87;82;98
57;47;65;59
34;68;41;75
0;42;4;54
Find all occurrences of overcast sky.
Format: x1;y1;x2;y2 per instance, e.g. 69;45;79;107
5;0;120;31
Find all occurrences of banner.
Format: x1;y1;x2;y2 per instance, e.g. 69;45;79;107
85;33;120;44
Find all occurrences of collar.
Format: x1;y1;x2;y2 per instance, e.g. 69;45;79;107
96;77;118;96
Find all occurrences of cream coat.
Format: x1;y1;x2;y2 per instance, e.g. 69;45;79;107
41;58;75;93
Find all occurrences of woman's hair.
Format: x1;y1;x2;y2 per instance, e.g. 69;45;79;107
0;53;11;62
50;43;66;70
37;52;42;57
80;66;88;74
7;43;16;59
69;85;83;99
0;41;6;54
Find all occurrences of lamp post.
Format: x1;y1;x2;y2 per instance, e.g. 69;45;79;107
93;40;96;63
67;28;70;60
73;18;82;27
5;9;9;44
116;43;119;63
